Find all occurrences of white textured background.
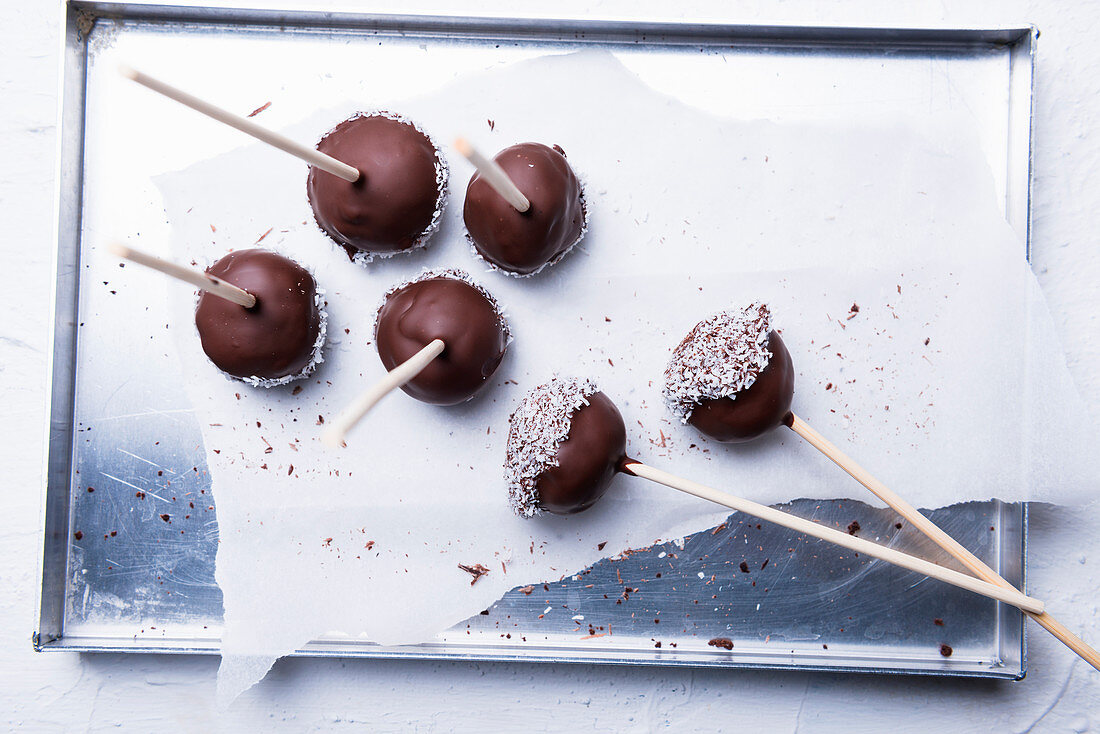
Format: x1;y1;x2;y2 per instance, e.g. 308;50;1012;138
3;1;1098;731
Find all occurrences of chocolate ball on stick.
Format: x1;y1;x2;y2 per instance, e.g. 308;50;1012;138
506;378;626;516
309;113;447;261
119;68;444;261
656;304;1100;664
663;303;795;443
195;249;326;385
322;270;510;448
500;378;1045;615
108;243;325;387
459;141;586;276
374;270;510;406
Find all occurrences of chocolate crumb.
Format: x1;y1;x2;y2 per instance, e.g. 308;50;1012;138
73;531;83;540
739;561;750;573
847;521;861;535
597;541;607;551
939;644;953;657
895;522;903;529
292;385;303;395
159;514;170;522
822;643;828;649
934;618;944;626
458;562;490;586
708;637;734;650
760;558;769;570
247;101;272;117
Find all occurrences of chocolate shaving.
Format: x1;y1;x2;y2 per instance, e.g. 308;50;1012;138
458;563;490;586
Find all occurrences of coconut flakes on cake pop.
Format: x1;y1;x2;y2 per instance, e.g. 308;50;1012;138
662;303;773;423
505;376;599;517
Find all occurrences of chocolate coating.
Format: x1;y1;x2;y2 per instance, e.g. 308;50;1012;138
375;275;508;405
536;392;626;515
307;113;444;257
463;142;585;275
687;331;795;443
195;249;322;382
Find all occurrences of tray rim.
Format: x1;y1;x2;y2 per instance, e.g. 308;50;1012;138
36;1;1037;681
35;499;1029;682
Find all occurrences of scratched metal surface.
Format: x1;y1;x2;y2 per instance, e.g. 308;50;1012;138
40;3;1033;677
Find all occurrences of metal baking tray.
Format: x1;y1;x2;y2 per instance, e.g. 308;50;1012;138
37;1;1037;678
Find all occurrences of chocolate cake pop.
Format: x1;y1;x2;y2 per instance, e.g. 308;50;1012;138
308;112;447;262
498;378;1046;616
663;303;795;443
463;142;586;276
374;270;509;406
195;249;326;386
506;377;626;516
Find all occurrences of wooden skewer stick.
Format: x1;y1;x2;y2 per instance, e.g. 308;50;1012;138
107;242;256;308
454;137;530;213
118;64;360;183
322;339;446;448
620;459;1044;614
786;413;1100;671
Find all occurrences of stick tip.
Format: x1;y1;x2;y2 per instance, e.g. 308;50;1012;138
106;241;129;258
320;428;346;450
453;137;473;158
117;62;139;81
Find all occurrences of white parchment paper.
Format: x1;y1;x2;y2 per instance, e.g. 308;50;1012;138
151;51;1098;701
